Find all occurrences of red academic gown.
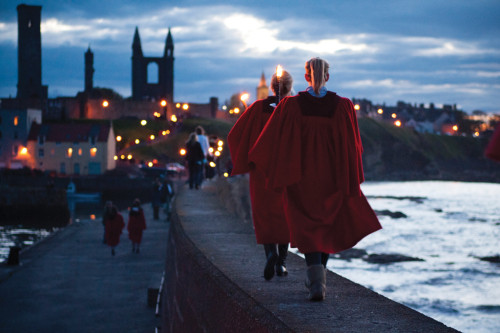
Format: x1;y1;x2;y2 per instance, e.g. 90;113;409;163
105;212;125;247
485;124;500;162
128;208;147;243
249;91;381;254
227;96;290;244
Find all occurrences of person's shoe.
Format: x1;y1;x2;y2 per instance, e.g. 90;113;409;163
264;252;278;280
305;264;326;301
276;244;289;276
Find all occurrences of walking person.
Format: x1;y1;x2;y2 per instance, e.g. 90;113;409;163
152;178;162;220
249;57;382;300
127;198;146;253
104;201;125;256
195;126;210;182
228;70;294;280
185;132;205;189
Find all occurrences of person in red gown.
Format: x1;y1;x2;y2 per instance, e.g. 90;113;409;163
485;124;500;162
104;201;125;256
128;198;147;254
228;70;294;280
249;57;382;300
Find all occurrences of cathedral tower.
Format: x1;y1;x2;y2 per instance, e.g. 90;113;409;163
256;72;269;100
17;4;47;105
131;27;174;105
85;46;94;92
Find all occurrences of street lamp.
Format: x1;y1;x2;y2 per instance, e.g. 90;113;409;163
240;93;249;109
160;100;167;119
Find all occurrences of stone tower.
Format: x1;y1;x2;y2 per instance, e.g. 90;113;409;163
131;27;174;105
256;72;269;100
16;4;47;105
85;46;94;92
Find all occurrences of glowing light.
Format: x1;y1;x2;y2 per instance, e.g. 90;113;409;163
127;154;133;160
140;120;147;126
148;162;153;167
176;103;181;108
19;147;28;155
217;140;223;147
160;100;167;107
114;155;118;161
452;125;458;131
391;113;397;119
377;108;383;114
394;120;402;127
240;93;249;102
171;115;178;122
182;104;189;111
354;104;360;111
223;172;229;178
120;154;126;159
162;130;167;136
153;159;158;164
209;161;216;168
229;109;234;114
78;148;82;156
150;134;155;140
135;139;140;144
90;147;97;157
214;151;221;157
222;105;227;110
208;147;214;153
102;100;109;107
179;148;186;156
116;135;122;142
474;131;480;137
233;107;240;114
154;112;161;118
67;148;73;158
14;116;19;126
217;146;223;152
276;64;283;78
90;214;96;220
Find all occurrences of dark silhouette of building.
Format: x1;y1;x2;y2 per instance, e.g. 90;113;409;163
85;46;94;92
131;27;174;107
16;4;47;108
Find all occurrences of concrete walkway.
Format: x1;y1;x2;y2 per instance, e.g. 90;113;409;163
0;204;169;333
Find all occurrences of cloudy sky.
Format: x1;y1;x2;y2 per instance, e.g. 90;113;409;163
1;0;499;113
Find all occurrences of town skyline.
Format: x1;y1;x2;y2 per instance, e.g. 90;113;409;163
1;0;499;113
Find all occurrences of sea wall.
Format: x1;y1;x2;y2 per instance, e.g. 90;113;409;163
162;179;458;332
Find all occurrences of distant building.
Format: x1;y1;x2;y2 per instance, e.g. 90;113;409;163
26;122;116;175
16;4;48;110
256;72;269;100
0;108;42;169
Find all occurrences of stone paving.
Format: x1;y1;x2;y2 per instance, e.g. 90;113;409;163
0;203;169;333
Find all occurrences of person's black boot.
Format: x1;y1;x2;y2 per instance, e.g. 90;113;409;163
276;243;289;276
263;244;278;280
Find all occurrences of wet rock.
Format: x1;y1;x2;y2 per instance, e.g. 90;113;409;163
332;248;368;261
477;255;500;263
364;253;424;264
374;210;408;219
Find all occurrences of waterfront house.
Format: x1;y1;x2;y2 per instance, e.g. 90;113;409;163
0;108;42;169
26;122;116;175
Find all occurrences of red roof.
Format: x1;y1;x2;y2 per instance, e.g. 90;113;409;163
28;123;111;142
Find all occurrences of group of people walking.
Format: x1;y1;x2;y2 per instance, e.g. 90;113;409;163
102;199;147;256
228;57;382;301
185;126;210;189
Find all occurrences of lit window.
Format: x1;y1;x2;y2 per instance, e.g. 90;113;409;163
90;147;97;157
67;148;73;158
78;148;82;156
14;116;19;126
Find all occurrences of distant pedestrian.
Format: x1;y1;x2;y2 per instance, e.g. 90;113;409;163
196;126;210;181
104;201;125;256
249;57;382;300
485;124;500;162
152;178;163;220
161;175;175;221
228;70;294;281
127;198;146;253
185;132;205;189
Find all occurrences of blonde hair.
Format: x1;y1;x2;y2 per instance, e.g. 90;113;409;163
186;132;198;144
305;57;329;95
271;70;293;97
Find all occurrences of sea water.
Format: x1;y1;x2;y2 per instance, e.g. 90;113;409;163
328;181;500;333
